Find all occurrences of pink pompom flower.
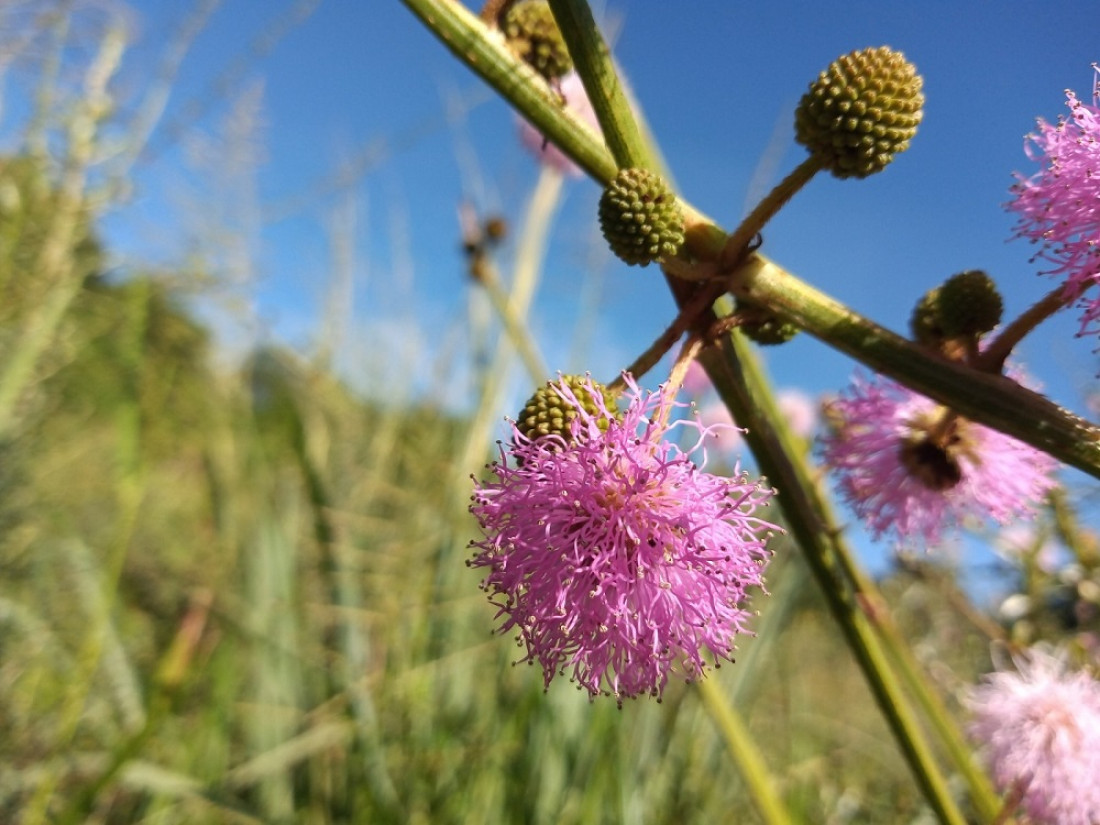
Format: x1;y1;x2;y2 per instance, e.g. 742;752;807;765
966;648;1100;825
819;374;1057;547
469;375;779;702
1008;66;1100;336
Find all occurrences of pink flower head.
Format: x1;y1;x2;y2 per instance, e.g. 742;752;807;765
966;648;1100;825
1008;66;1100;336
517;71;600;177
819;374;1057;547
469;374;778;702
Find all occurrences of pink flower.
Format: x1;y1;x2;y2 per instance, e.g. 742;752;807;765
697;400;744;452
517;71;600;177
819;374;1057;546
966;649;1100;825
681;361;712;396
469;375;778;702
776;388;818;439
1008;66;1100;336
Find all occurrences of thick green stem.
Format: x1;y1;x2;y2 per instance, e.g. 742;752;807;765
729;255;1100;479
835;549;1002;820
402;0;616;183
546;0;657;172
697;326;968;825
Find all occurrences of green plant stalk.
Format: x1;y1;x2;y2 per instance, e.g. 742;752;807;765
719;155;824;269
695;677;794;825
728;255;1100;479
977;284;1069;372
399;0;1100;481
833;548;1002;820
401;0;616;183
546;0;656;172
697;325;969;825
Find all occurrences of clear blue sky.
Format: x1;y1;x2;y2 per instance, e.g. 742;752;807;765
111;0;1099;397
92;1;1098;578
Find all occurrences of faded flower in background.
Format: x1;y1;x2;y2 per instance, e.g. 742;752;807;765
517;71;600;176
1009;65;1100;337
819;374;1058;546
469;375;779;702
966;648;1100;825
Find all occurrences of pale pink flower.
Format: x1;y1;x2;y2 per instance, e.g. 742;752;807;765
777;388;818;439
517;71;600;177
697;400;744;452
819;374;1058;546
469;375;778;702
681;361;712;396
966;648;1100;825
1009;66;1100;336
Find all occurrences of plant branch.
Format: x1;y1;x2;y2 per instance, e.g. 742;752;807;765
400;0;1100;481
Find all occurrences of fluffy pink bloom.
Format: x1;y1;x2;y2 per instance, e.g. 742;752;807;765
966;649;1100;825
469;375;778;702
819;374;1057;546
517;71;600;177
1008;66;1100;336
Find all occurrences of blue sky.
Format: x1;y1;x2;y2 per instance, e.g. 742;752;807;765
106;1;1099;399
74;1;1099;578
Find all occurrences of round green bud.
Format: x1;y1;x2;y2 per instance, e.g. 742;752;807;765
737;303;800;346
516;375;618;444
910;287;945;348
598;168;685;267
936;269;1003;339
502;0;573;81
795;46;924;179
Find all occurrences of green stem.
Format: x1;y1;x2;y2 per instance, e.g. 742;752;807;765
696;325;969;825
719;155;824;268
696;677;795;825
608;279;726;392
400;0;1100;481
730;255;1100;479
835;550;1002;820
546;0;656;172
401;0;616;183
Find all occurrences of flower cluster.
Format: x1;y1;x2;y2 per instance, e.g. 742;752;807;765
966;649;1100;825
819;374;1057;546
469;375;779;702
1009;66;1100;337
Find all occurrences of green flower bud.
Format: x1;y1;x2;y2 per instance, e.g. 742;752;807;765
910;287;945;348
937;269;1003;339
598;168;685;267
502;0;573;81
737;303;800;346
516;375;618;443
795;46;924;179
